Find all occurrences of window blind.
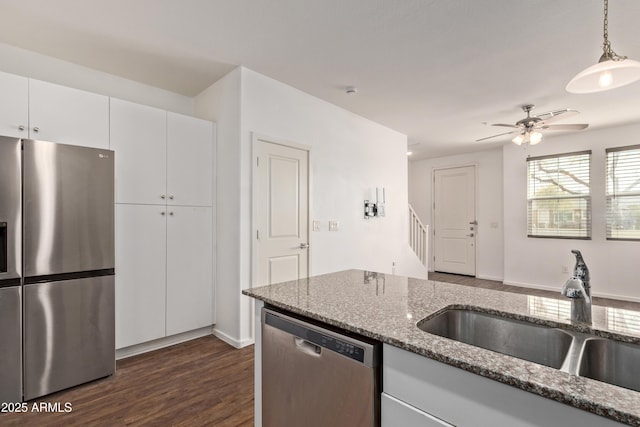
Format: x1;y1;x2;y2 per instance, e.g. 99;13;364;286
527;151;591;239
606;144;640;241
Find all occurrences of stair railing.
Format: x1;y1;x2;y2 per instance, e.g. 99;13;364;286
409;204;428;266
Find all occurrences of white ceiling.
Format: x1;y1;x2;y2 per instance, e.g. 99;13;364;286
1;0;639;159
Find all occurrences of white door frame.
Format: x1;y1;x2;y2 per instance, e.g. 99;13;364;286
431;162;478;276
250;133;312;336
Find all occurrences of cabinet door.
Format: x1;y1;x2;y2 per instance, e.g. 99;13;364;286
167;112;213;207
0;71;29;138
28;79;109;149
382;393;453;427
166;206;213;336
115;204;167;349
110;98;167;205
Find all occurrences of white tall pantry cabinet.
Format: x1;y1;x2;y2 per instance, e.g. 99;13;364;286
0;70;216;352
110;98;215;350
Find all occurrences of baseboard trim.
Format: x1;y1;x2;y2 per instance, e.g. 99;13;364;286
212;328;255;349
476;274;504;282
116;326;213;360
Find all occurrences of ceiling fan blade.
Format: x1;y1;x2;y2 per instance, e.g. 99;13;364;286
491;123;520;128
542;123;589;131
536;109;579;125
475;130;519;142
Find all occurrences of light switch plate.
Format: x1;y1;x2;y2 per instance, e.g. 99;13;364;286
313;220;321;231
329;220;339;231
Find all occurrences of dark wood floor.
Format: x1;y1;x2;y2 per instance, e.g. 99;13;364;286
0;336;254;427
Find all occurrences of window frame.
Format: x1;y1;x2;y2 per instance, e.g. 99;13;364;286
526;150;592;240
605;144;640;241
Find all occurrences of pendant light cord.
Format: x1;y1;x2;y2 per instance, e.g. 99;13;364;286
602;0;627;61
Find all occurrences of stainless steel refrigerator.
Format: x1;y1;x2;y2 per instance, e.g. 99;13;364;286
0;135;115;402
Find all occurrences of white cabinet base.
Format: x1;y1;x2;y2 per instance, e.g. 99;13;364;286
383;344;624;427
115;326;213;360
115;204;167;349
166;206;213;336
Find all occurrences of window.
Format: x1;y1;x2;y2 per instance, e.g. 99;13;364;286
527;151;591;239
606;145;640;240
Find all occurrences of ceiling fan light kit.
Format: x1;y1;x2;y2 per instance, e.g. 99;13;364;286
566;0;640;93
512;130;542;146
477;104;588;146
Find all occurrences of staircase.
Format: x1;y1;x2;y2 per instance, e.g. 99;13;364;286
409;204;428;266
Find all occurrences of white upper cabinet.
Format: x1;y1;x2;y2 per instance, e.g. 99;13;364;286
0;71;29;138
29;79;109;149
110;98;167;205
110;100;214;207
167;112;214;207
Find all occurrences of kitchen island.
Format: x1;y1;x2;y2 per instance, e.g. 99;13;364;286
243;269;640;426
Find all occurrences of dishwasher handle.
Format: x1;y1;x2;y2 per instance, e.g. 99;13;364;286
294;337;322;357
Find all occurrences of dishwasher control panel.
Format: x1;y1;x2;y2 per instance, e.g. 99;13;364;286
315;331;365;362
264;309;372;364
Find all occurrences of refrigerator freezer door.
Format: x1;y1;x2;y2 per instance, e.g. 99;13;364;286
0;136;21;285
23;275;115;400
0;286;22;402
23;139;114;278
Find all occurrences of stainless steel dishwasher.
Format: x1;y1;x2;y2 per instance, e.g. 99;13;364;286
262;307;380;427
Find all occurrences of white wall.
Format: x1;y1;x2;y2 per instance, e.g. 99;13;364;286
196;66;425;346
408;149;504;281
194;68;243;345
504;123;640;301
0;42;193;113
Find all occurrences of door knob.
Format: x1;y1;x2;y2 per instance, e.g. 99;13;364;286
467;233;475;237
18;125;25;131
299;243;310;249
33;127;40;133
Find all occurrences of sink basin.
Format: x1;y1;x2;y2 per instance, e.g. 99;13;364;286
578;338;640;392
418;309;573;369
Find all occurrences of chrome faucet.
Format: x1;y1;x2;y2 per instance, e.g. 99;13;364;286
561;250;592;324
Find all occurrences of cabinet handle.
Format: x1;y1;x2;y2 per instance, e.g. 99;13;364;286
169;212;174;216
18;125;25;131
161;195;166;199
169;195;174;200
33;126;40;133
161;212;166;216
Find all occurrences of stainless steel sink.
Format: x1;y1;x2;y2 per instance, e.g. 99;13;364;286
578;338;640;392
418;308;640;393
417;309;573;369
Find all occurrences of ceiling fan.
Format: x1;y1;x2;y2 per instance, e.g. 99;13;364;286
476;104;589;146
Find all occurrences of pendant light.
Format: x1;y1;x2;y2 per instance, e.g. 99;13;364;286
566;0;640;93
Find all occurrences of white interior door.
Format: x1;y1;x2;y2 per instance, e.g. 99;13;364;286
434;165;476;276
255;138;309;286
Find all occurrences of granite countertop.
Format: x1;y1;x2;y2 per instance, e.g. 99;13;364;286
243;269;640;426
